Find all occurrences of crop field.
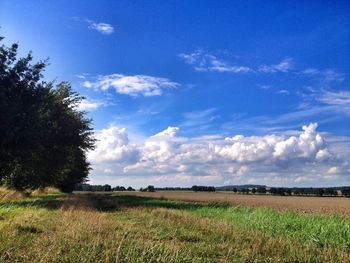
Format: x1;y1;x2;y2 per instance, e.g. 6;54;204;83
1;190;350;262
118;191;350;216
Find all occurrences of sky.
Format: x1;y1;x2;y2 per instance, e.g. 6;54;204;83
1;0;350;188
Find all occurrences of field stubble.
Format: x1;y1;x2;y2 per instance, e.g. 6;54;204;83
119;191;350;216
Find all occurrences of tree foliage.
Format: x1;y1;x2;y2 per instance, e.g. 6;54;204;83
191;185;216;192
0;39;95;192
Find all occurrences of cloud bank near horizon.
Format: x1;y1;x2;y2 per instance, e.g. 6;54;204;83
87;123;349;187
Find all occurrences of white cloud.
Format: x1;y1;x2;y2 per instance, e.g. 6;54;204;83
87;123;349;187
217;123;330;163
179;50;251;73
88;126;140;163
87;20;114;35
294;89;350;117
327;166;339;174
82;74;179;97
317;90;350;106
82;81;93;88
277;89;290;95
258;58;293;73
236;166;248;176
294;176;315;183
179;50;345;88
302;68;344;82
258;84;272;90
77;98;106;111
179;51;297;75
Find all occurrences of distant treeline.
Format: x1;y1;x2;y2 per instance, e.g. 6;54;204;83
192;185;216;192
75;183;350;197
140;185;155;192
74;183;135;192
155;185;216;192
223;186;350;197
155;187;192;191
150;185;350;197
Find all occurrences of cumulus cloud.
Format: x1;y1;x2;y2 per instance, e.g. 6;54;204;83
217;123;330;163
179;50;251;73
258;58;293;73
87;123;346;186
88;126;139;163
82;74;179;97
87;20;114;35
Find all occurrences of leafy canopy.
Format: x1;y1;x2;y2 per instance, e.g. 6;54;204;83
0;38;95;192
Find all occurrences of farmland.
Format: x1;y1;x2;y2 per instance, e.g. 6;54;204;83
118;191;350;216
1;190;350;262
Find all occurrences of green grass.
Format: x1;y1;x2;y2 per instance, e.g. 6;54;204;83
120;196;350;249
0;192;349;262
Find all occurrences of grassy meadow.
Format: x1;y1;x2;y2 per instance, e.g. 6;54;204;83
1;190;350;262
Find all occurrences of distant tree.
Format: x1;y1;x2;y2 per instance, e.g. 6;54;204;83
81;184;92;191
251;188;256;194
270;188;286;196
0;39;95;191
191;185;215;192
292;188;304;196
103;184;112;192
155;187;191;191
140;188;155;192
232;187;238;193
112;186;126;191
285;188;292;196
147;185;155;192
316;188;325;197
277;188;285;196
257;187;267;194
342;188;350;197
324;188;336;196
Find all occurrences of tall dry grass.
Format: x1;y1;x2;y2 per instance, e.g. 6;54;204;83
0;187;26;201
31;187;60;196
1;193;349;262
0;186;60;201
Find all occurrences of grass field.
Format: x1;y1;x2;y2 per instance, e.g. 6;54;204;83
1;191;350;262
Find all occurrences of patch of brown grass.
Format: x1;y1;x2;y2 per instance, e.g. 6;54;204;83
31;187;60;196
0;186;61;201
0;187;27;201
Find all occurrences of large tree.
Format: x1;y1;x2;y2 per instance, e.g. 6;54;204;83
0;39;95;192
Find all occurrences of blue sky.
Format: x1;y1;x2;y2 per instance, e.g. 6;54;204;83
1;0;350;187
